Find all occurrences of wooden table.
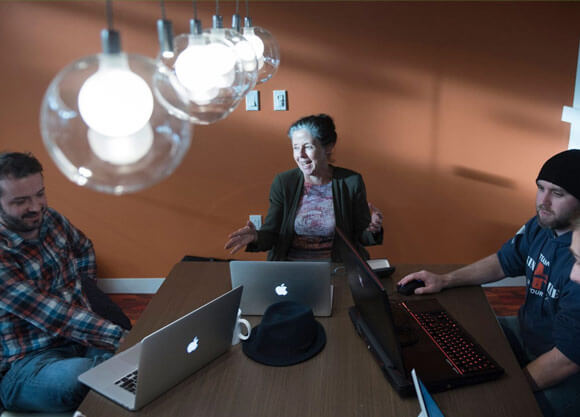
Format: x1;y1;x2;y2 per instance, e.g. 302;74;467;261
78;262;542;417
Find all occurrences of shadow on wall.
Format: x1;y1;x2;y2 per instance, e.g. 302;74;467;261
451;166;516;189
0;1;577;276
346;145;534;265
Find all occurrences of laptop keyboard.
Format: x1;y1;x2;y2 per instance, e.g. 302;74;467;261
114;370;138;394
400;304;499;376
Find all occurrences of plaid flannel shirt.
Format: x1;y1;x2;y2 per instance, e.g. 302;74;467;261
0;208;124;375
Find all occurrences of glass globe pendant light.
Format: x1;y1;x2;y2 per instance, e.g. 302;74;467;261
242;0;280;85
154;0;254;125
208;12;258;98
40;0;191;195
229;1;259;95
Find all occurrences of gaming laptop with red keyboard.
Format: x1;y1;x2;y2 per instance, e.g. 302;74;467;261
335;227;504;396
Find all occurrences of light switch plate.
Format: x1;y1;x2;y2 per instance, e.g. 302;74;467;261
273;90;288;111
246;90;260;111
249;215;262;230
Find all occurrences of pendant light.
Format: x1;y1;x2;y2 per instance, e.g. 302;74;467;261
40;0;191;195
208;10;257;98
157;0;174;61
242;0;280;85
230;0;259;93
155;0;254;125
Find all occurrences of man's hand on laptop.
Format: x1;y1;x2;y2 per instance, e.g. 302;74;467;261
398;271;447;294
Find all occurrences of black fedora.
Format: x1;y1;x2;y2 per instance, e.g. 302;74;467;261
242;301;326;366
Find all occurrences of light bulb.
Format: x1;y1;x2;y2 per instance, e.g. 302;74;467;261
78;54;153;137
153;31;247;125
87;123;153;165
168;71;220;105
208;27;257;96
242;23;279;84
174;42;237;101
40;52;192;195
242;27;265;69
234;37;259;72
206;43;237;76
173;43;220;103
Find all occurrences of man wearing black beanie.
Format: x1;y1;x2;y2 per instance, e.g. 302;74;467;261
399;149;580;417
536;149;580;230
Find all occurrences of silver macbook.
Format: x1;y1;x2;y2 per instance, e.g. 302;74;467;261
79;286;243;411
229;261;333;316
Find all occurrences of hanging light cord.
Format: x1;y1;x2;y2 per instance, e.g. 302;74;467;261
215;0;219;16
102;0;120;54
235;0;240;15
192;0;198;20
245;0;249;17
159;0;167;20
106;0;114;29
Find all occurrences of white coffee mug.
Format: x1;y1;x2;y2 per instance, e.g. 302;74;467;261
232;308;251;345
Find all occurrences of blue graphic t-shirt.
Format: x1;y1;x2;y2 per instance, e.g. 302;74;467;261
497;216;580;365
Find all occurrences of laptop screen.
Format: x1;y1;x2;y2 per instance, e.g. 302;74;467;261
335;227;406;373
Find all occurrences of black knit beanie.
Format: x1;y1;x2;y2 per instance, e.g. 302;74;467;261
536;149;580;201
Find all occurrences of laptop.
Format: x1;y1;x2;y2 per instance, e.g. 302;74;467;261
229;261;333;316
79;286;243;411
334;227;504;396
412;369;446;417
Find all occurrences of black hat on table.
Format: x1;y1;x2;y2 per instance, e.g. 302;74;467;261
242;301;326;366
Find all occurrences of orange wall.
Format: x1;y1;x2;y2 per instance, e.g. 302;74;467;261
0;1;579;277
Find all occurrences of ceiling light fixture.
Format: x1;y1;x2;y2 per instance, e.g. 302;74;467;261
155;0;255;125
208;8;257;98
242;0;280;85
40;0;191;195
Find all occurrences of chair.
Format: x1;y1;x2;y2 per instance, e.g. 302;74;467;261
82;277;132;330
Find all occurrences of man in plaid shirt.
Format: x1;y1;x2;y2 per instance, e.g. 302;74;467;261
0;152;126;412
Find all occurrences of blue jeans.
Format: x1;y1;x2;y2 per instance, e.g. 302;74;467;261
0;343;113;412
498;316;580;417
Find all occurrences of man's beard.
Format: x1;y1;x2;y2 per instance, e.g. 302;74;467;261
537;205;573;231
0;206;45;234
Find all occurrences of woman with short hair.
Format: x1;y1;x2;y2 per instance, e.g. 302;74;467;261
225;114;382;261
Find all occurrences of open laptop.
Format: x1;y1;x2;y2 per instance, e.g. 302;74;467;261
229;261;332;316
79;286;243;411
412;369;446;417
335;227;504;396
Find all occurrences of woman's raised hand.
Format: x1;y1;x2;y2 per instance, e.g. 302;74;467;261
224;221;258;254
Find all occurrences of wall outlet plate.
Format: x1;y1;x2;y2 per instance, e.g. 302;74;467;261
246;90;260;111
273;90;288;111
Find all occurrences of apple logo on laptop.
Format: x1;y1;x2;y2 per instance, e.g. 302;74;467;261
275;283;288;296
187;336;199;353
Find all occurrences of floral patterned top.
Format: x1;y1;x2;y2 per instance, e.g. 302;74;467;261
288;182;335;260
